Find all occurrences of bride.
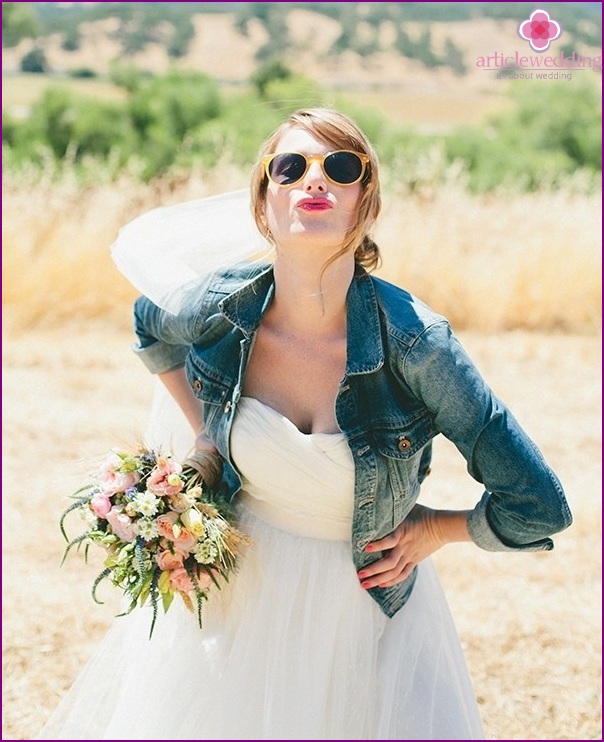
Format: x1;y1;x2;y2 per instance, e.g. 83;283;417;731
39;107;571;740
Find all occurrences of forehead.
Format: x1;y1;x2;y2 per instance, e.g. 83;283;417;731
274;127;332;155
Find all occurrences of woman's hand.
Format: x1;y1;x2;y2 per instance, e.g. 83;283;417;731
181;449;223;490
357;504;472;590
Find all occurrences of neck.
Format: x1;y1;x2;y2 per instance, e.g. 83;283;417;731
269;250;354;337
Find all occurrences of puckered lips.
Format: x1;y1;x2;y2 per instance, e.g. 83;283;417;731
296;197;334;212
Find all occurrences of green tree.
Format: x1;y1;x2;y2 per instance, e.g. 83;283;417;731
2;2;39;47
443;37;466;76
61;28;80;52
416;27;441;69
20;47;48;73
255;4;290;61
251;58;292;97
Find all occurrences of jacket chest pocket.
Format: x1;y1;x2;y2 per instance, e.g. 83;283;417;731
371;414;435;526
185;357;234;439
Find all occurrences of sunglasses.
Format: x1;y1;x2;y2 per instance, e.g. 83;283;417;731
262;150;370;187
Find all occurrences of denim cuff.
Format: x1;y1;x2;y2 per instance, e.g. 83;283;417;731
132;341;189;375
468;492;554;552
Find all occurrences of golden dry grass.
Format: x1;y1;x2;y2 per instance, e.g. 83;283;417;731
2;322;601;740
2;174;601;333
375;181;602;333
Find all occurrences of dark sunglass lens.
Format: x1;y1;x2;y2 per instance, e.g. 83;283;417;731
268;153;306;184
324;152;363;184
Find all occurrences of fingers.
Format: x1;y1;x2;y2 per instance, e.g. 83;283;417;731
357;546;415;589
365;534;398;552
358;560;415;589
364;561;416;589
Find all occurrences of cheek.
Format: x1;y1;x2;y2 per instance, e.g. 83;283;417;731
340;190;362;227
264;189;294;231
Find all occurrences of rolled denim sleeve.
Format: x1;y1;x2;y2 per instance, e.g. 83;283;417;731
401;321;572;552
132;278;212;374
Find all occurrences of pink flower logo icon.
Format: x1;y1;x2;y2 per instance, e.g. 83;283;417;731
518;8;562;52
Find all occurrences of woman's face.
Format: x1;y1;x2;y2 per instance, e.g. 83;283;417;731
263;127;362;257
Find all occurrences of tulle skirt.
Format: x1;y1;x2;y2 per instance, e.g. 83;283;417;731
38;502;484;740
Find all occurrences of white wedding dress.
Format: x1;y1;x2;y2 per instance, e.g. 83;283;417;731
39;396;484;740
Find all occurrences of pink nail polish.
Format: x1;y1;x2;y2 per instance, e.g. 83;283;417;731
365;545;373;552
358;571;367;578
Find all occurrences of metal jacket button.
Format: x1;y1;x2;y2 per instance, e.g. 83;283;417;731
397;435;411;451
193;379;203;392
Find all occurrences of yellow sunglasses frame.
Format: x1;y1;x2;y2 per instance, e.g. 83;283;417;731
262;150;370;187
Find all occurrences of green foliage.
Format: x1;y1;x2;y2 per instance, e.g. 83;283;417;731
16;87;78;159
185;94;284;167
394;24;449;70
128;72;220;140
68;68;97;79
168;17;195;59
3;68;600;192
8;87;132;170
262;75;326;113
20;47;48;74
2;112;18;147
2;2;40;47
416;27;442;69
443;37;466;76
17;2;598;81
127;72;221;177
251;58;292;97
61;28;80;52
254;4;290;62
109;62;147;93
445;81;602;191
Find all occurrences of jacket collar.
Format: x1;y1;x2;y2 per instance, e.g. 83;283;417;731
219;264;384;376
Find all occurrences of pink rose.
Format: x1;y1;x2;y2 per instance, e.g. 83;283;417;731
90;492;112;519
98;453;140;496
98;469;140;496
169;566;213;593
173;528;196;554
155;511;180;540
169;567;194;593
106;506;136;542
147;459;183;497
156;550;184;571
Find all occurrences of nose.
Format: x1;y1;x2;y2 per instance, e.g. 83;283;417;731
303;160;327;192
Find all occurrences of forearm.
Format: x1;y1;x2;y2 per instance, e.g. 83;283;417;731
413;504;472;546
158;367;217;453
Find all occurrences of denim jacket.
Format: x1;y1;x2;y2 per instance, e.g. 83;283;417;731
133;262;572;618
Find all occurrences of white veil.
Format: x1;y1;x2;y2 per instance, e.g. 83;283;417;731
111;189;271;457
111;189;269;314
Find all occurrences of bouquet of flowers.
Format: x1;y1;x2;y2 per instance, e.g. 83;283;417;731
60;445;250;638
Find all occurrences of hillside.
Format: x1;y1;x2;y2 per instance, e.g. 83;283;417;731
3;3;602;95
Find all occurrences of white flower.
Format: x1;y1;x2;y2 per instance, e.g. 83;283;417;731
131;491;160;517
193;540;219;565
134;518;159;540
78;506;98;529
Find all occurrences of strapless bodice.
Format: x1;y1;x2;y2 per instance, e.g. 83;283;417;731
229;397;355;540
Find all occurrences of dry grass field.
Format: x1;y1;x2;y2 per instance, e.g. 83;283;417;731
2;173;602;740
2;323;601;741
2;173;601;333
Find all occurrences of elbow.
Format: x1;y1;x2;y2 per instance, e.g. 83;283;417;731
133;295;158;349
490;477;573;546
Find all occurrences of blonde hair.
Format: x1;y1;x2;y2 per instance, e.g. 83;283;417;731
250;108;382;271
